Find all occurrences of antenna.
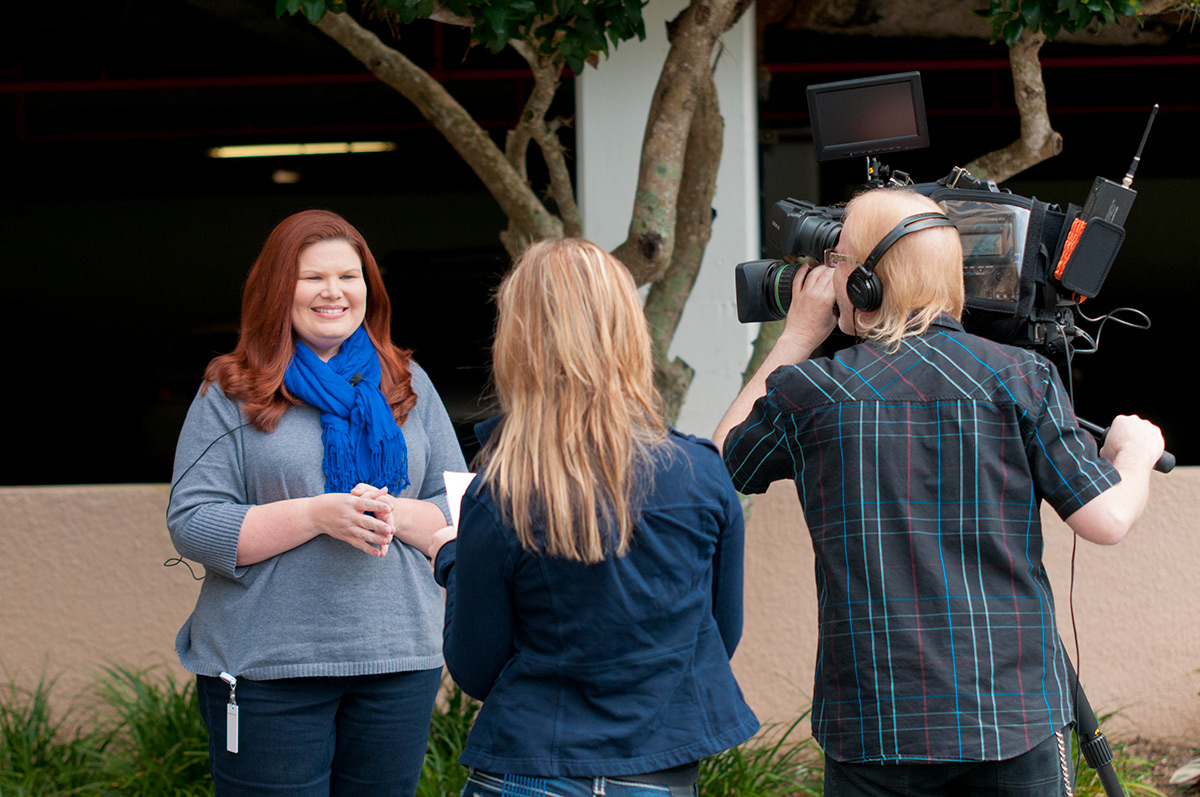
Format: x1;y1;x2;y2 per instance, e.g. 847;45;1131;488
1122;103;1159;188
1080;104;1159;227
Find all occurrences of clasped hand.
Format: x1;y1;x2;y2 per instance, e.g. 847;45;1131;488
344;486;457;560
311;485;395;558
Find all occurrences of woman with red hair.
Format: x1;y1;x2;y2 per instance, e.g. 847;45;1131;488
167;209;466;796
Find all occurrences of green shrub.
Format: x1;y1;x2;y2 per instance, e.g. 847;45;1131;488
1071;721;1168;797
90;665;211;797
419;678;480;797
5;665;1163;797
0;671;108;796
698;714;824;797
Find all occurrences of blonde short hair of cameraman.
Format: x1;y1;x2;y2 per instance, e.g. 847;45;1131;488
836;187;964;349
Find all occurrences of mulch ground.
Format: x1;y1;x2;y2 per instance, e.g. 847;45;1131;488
1119;736;1200;794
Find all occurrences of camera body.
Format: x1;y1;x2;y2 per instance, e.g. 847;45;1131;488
737;72;1131;361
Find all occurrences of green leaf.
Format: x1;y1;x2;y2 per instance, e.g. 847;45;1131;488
631;15;645;40
1002;17;1024;44
478;5;510;52
561;35;589;74
1020;1;1045;29
396;2;418;24
275;0;304;18
564;51;585;75
508;0;539;17
578;18;599;39
989;14;1006;42
299;0;327;23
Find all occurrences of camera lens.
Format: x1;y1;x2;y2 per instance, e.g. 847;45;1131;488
766;261;799;318
793;216;843;261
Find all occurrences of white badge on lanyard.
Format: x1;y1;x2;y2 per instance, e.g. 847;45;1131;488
219;672;239;754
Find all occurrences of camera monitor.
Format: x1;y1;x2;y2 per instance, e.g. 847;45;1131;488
807;72;929;162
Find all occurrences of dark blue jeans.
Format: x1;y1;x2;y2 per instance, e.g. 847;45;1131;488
822;729;1073;797
460;770;698;797
196;668;442;796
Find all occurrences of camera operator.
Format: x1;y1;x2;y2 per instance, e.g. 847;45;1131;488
713;187;1164;797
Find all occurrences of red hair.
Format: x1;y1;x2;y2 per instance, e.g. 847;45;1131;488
204;209;416;432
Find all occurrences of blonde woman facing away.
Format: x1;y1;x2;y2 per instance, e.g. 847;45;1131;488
396;238;759;797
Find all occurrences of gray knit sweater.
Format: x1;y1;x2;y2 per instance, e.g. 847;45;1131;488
167;363;467;680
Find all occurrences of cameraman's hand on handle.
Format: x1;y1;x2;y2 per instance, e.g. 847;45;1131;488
713;264;838;454
1100;414;1165;471
1065;414;1165;546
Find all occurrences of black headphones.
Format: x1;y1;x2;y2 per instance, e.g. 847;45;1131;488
845;211;958;312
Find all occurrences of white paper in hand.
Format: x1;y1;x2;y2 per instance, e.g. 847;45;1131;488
443;471;477;528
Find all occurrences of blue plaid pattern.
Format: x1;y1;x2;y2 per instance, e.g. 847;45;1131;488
723;317;1118;764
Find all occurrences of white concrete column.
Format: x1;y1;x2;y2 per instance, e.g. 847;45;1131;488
576;0;759;437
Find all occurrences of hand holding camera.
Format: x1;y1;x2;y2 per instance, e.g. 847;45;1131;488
779;263;839;351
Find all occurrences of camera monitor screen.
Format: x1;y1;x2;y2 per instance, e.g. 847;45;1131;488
807;72;929;162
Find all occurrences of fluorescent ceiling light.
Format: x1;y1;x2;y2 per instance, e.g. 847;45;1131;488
206;141;397;158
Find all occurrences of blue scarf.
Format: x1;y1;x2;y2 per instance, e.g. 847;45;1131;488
283;326;410;495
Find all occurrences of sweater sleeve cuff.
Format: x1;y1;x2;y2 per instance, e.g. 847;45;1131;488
179;503;251;579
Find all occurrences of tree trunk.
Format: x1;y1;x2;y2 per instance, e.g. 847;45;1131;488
962;29;1061;183
644;64;724;422
614;0;750;285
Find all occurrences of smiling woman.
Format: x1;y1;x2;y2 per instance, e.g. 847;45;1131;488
291;239;368;361
165;209;467;796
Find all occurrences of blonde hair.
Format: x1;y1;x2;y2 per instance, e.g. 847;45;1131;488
843;188;964;349
479;238;668;563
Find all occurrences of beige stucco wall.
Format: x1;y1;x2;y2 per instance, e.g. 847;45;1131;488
2;474;1198;742
0;484;199;702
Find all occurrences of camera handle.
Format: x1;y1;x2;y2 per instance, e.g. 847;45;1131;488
1066;658;1127;797
1077;418;1174;473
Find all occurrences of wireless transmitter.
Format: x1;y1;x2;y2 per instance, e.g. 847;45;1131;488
1054;104;1159;297
1081;104;1158;226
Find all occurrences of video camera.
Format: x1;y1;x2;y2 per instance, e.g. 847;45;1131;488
736;71;1156;362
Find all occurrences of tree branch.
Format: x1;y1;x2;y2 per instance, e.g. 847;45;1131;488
315;11;562;242
504;40;540;186
427;3;473;27
962;29;1062;182
539;116;582;238
507;41;582;238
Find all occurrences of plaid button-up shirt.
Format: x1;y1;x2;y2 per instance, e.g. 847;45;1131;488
723;316;1118;764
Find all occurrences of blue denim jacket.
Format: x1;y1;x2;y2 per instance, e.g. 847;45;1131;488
433;420;759;777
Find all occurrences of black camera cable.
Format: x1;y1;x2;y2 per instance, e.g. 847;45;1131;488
163;421;252;581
